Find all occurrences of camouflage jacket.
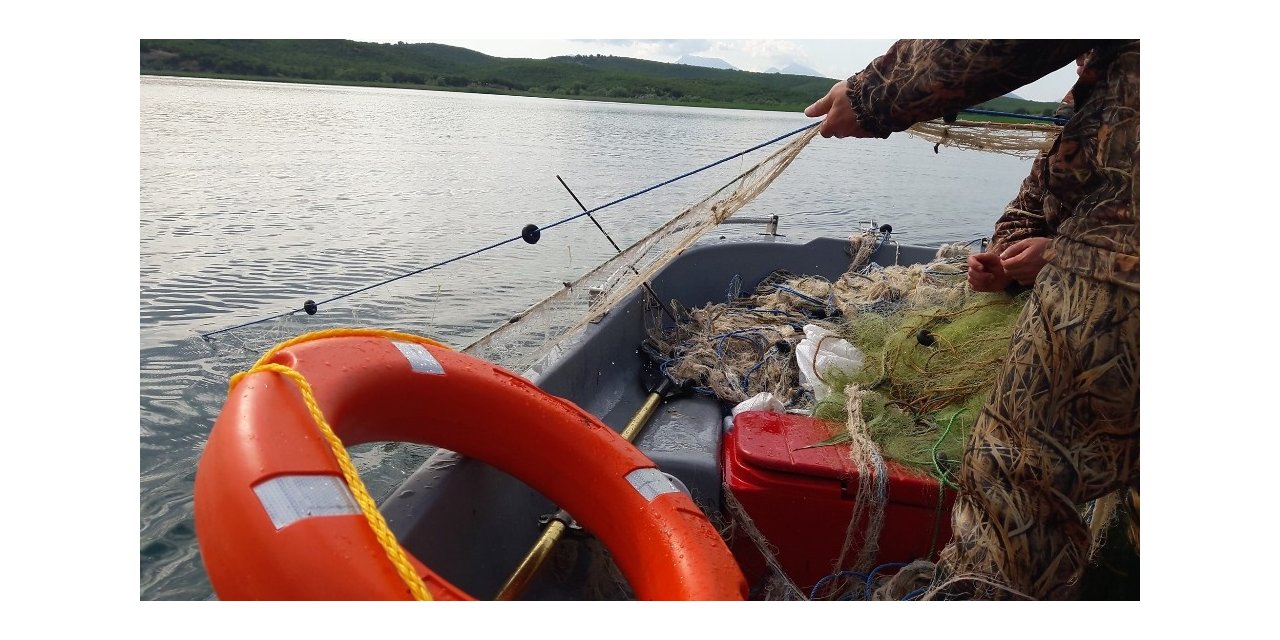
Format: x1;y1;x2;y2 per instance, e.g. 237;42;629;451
846;40;1139;291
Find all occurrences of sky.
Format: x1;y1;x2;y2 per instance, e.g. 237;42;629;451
416;39;1079;103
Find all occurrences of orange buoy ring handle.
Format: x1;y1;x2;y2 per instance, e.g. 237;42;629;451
195;335;746;600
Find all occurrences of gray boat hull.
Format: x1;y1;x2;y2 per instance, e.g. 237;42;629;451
381;235;944;599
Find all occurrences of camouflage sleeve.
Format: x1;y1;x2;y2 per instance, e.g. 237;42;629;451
845;40;1092;138
989;82;1078;253
989;147;1050;255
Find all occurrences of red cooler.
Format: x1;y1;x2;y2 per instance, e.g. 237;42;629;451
723;411;958;591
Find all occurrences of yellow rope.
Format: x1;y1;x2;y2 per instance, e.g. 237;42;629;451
230;327;449;390
229;328;453;601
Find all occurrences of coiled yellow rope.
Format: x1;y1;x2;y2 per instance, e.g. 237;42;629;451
229;328;452;601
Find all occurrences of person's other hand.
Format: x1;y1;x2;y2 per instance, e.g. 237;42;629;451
967;252;1011;292
804;80;873;139
999;237;1051;285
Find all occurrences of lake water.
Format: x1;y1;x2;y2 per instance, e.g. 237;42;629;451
139;75;1035;600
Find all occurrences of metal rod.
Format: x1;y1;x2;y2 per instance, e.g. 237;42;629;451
493;376;674;600
558;175;623;253
555;175;679;325
715;215;780;235
620;378;672;442
494;519;568;601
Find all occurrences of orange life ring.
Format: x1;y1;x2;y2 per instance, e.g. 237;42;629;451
195;334;746;600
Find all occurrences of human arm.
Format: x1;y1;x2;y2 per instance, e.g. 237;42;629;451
804;80;875;138
988;142;1052;247
817;40;1092;138
986;136;1061;284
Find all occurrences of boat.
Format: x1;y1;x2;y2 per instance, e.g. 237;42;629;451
194;222;1137;600
376;230;962;599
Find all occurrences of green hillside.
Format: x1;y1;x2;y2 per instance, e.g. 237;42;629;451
140;39;1062;117
969;95;1063;119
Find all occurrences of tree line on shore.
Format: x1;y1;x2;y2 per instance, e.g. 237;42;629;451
140;39;1062;116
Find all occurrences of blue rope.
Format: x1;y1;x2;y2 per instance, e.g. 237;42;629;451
539;122;819;234
200;121;821;339
959;108;1067;125
864;562;908;600
809;570;869;600
901;587;928;601
771;284;829;309
200;234;523;338
713;330;767;359
741;348;780;392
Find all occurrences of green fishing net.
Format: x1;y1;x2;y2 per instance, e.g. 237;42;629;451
813;289;1028;481
651;235;1030;481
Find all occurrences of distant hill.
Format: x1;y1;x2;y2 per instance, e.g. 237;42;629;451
141;40;838;111
139;39;1060;117
970;95;1063;118
676;54;737;70
766;63;825;77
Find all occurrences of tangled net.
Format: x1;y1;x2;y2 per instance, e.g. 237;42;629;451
653;231;1029;592
650;231;1029;481
907;119;1061;158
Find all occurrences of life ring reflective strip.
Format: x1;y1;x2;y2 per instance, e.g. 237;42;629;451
195;334;747;600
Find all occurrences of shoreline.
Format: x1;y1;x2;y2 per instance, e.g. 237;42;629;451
141;70;811;114
143;71;1045;124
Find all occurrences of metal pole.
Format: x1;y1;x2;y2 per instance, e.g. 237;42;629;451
494;377;675;600
555;175;679;326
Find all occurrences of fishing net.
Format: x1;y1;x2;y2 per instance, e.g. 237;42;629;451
200;116;1054;376
907;119;1061;158
650;227;1027;534
461;117;1056;377
652;230;1028;593
817;281;1028;478
649;231;1028;482
463;127;820;374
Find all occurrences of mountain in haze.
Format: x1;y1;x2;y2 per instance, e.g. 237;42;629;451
765;62;825;78
675;54;738;70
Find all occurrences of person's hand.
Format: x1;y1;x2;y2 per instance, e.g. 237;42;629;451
999;237;1051;285
967;252;1011;292
804;80;873;139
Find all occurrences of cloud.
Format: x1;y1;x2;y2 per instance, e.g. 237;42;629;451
719;40;812;69
570;39;822;73
571;39;714;59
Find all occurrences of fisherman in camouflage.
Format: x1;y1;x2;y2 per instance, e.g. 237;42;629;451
969;61;1082;293
805;39;1139;600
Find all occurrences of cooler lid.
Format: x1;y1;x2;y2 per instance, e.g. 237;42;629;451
732;411;858;481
